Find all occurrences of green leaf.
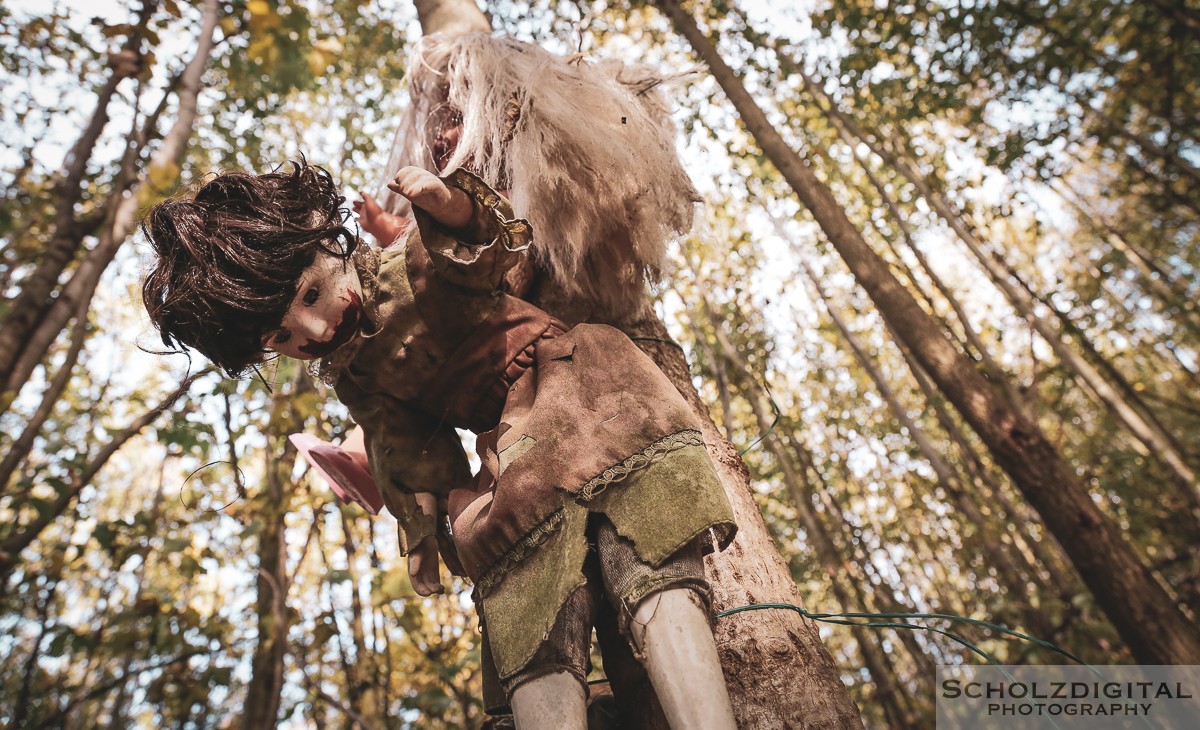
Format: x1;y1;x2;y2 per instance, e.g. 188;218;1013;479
28;497;58;522
178;554;203;579
163;537;191;553
93;524;116;550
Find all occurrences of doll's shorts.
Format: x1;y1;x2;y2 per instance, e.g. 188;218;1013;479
487;513;711;700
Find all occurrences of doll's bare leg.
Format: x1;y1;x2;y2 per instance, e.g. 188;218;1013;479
631;589;737;730
509;671;588;730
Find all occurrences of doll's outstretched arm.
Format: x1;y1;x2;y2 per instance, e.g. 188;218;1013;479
387;166;473;229
352;193;413;246
389;167;532;291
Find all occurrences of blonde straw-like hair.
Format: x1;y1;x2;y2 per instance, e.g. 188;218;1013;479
379;33;700;318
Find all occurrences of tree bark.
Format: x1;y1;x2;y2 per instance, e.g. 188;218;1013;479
3;1;213;402
413;2;865;726
703;302;915;728
813;89;1029;417
801;65;1199;502
241;370;309;729
657;0;1200;664
896;336;1080;600
794;255;1054;638
0;2;154;390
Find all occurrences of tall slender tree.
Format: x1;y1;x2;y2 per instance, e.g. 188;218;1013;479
411;1;865;726
656;0;1200;665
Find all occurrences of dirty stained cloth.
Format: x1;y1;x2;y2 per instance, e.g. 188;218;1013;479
324;169;736;681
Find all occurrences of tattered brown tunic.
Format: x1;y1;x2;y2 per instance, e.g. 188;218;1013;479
327;170;735;678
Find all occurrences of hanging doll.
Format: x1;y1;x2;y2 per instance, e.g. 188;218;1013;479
141;33;738;729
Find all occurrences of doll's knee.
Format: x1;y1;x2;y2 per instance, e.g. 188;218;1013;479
589;515;713;654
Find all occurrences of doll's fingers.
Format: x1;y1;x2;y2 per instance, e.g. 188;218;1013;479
389;178;447;207
355;193;381;217
392;167;443;197
390;166;426;191
393;165;430;182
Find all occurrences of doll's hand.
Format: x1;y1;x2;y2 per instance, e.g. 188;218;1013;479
387;166;472;229
408;534;444;596
352;193;410;245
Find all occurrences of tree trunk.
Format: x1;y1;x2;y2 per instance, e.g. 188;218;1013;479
703;303;915;727
0;371;205;590
3;2;213;402
801;65;1199;502
12;580;57;728
794;255;1053;637
1052;178;1198;322
657;0;1200;664
811;90;1028;417
241;370;309;729
0;298;90;490
0;2;154;391
687;319;736;440
896;336;1081;599
415;2;866;726
803;440;948;674
107;470;168;730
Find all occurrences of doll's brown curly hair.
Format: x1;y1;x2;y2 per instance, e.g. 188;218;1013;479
141;158;357;377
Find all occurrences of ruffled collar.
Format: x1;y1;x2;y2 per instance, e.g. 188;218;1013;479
309;244;382;386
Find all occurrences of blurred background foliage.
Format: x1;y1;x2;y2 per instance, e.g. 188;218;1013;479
0;0;1197;727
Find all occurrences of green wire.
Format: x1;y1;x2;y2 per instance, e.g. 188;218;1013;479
715;603;1087;666
583;601;1177;730
712;603;1132;730
739;380;781;456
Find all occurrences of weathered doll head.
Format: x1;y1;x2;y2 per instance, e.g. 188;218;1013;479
142;159;359;376
260;253;364;361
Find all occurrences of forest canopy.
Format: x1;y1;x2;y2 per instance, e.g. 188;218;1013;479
1;0;1197;727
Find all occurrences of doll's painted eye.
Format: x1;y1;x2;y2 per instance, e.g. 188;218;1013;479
271;329;292;345
302;287;320;306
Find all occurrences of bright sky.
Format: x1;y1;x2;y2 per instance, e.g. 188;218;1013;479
10;0;128;18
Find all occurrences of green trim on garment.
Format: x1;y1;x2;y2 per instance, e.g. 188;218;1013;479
472;428;707;598
576;429;705;501
449;168;532;253
473;507;567;599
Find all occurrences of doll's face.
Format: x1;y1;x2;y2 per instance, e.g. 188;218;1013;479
431;107;463;170
263;252;364;360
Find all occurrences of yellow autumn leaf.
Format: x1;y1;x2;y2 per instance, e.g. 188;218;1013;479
247;35;276;65
247;0;282;32
313;36;343;55
308;49;329;76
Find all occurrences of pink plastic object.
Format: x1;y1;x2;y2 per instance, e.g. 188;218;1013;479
289;433;384;515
